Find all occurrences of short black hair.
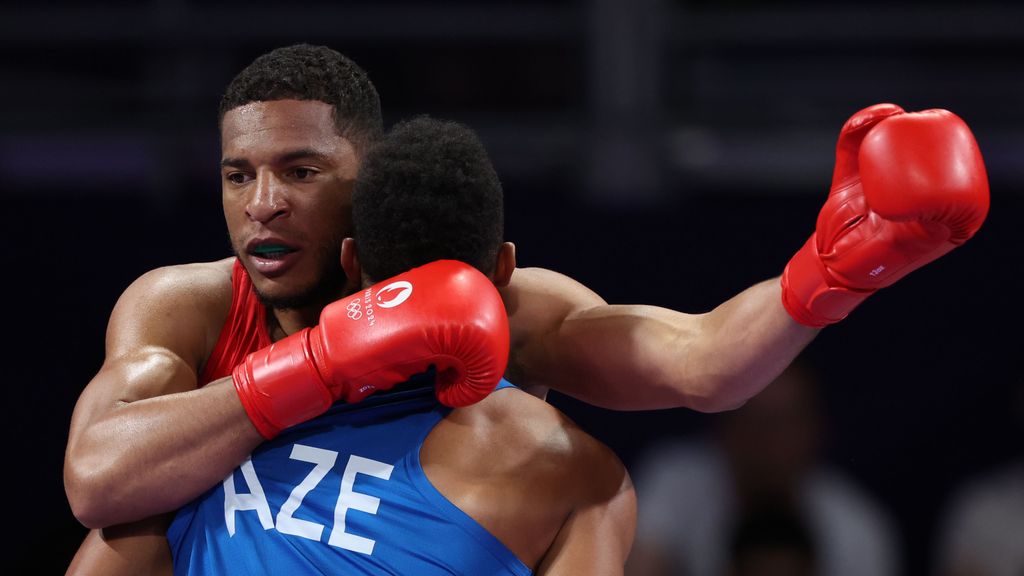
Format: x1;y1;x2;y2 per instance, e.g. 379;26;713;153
353;116;504;282
219;43;383;152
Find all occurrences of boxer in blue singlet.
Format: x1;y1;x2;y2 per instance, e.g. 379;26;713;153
167;116;636;575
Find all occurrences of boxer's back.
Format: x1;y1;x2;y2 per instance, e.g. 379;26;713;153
424;383;628;569
167;377;630;574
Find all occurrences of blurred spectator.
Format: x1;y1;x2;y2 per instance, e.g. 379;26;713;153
726;500;817;576
626;359;901;576
932;377;1024;576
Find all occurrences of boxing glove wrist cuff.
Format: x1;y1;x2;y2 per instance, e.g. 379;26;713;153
232;329;334;439
781;235;876;328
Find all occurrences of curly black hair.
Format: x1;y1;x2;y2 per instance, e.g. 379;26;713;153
353;116;504;283
218;44;383;152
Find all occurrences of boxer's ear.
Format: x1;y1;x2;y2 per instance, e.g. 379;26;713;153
491;242;516;287
341;238;361;284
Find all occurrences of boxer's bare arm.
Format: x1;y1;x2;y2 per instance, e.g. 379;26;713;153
535;429;636;575
64;259;264;528
66;517;172;576
504;267;818;412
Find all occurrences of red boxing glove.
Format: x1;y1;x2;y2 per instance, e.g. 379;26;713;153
781;103;990;327
233;260;510;438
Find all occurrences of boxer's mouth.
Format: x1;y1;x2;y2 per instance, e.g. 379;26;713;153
247;240;298;260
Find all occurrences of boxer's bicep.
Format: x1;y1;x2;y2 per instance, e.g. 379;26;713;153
542;304;709;410
70;267;215;436
506;267;711;410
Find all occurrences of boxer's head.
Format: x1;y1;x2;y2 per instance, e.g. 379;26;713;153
219;44;383;310
218;44;382;154
344;116;514;288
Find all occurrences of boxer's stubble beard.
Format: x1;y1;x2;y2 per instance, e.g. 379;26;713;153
246;241;348;312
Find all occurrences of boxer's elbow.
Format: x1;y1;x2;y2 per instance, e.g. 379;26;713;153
690;391;748;413
672;370;752;413
65;470;106;529
638;317;753;412
67;498;113;530
64;447;126;529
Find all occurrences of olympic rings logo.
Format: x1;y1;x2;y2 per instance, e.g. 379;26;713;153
346;299;362;320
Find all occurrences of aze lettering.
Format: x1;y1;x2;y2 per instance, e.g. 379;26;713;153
222;444;395;554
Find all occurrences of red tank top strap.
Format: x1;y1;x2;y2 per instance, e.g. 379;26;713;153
197;259;272;387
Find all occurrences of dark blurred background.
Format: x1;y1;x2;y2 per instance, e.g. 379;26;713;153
5;1;1021;574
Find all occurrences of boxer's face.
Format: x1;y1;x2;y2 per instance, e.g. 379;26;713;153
221;99;359;310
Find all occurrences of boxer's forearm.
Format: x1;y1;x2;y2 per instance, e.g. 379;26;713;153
65;374;262;529
686;277;819;410
67;519;173;576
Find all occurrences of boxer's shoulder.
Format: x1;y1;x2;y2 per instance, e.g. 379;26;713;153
121;257;234;309
432;385;623;493
423;385;628;566
107;257;235;364
503;267;604;318
501;267;606;390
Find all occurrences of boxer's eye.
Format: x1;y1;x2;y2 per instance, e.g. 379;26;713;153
226;172;251;185
289;167;318;181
